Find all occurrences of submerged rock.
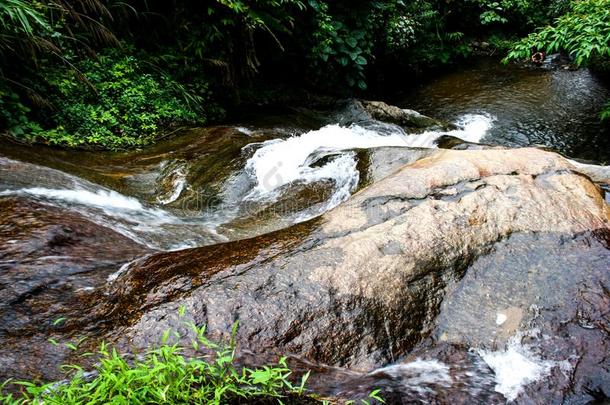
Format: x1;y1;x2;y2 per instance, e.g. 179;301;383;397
336;99;450;132
435;134;491;150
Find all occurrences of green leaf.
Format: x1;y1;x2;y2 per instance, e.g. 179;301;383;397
64;342;77;351
52;317;66;326
355;56;367;65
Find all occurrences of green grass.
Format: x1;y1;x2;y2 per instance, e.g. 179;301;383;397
0;322;385;404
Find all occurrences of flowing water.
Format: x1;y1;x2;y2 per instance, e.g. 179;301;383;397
1;58;609;402
399;58;610;163
0;113;495;248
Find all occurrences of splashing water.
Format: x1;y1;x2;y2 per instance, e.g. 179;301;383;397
239;113;494;212
478;330;572;402
0;113;495;248
369;359;453;395
243;125;406;197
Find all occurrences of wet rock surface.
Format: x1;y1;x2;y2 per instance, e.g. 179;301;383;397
434;134;491;150
416;230;610;403
0;127;281;208
336;100;450;133
358;100;447;130
569;159;610;185
301;342;506;404
1;147;608;403
0;197;150;381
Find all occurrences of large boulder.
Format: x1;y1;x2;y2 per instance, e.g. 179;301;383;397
104;148;608;370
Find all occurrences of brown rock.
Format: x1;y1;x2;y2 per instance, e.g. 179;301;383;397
0;197;150;381
358;100;449;130
106;148;608;371
3;148;608;404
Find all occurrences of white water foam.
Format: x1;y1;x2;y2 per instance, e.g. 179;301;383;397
235;126;254;136
1;187;145;210
479;331;570;402
369;359;453;395
243;125;407;196
0;186;214;250
239;113;494;215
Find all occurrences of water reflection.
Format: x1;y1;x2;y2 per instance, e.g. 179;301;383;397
399;58;610;162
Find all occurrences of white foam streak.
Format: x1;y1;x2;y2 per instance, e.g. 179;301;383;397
2;187;145;210
157;163;187;205
369;359;452;394
107;261;134;282
235;126;254;135
0;186;196;249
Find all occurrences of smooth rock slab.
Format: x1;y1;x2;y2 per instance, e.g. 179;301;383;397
106;148;609;372
0;197;150;381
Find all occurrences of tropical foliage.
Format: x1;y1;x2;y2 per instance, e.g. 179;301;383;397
35;49;208;148
0;0;608;147
506;0;610;65
0;323;312;404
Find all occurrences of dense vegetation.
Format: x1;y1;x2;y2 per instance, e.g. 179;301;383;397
1;329;309;404
1;0;607;149
505;0;610;118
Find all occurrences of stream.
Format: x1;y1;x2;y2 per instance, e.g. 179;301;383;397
399;57;610;163
0;58;609;403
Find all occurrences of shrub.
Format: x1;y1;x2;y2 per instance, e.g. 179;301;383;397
307;0;377;91
0;321;385;404
505;0;610;66
28;47;208;149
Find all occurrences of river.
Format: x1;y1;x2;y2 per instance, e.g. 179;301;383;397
0;58;608;403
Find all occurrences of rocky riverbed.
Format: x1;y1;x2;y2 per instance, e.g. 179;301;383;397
0;98;609;403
